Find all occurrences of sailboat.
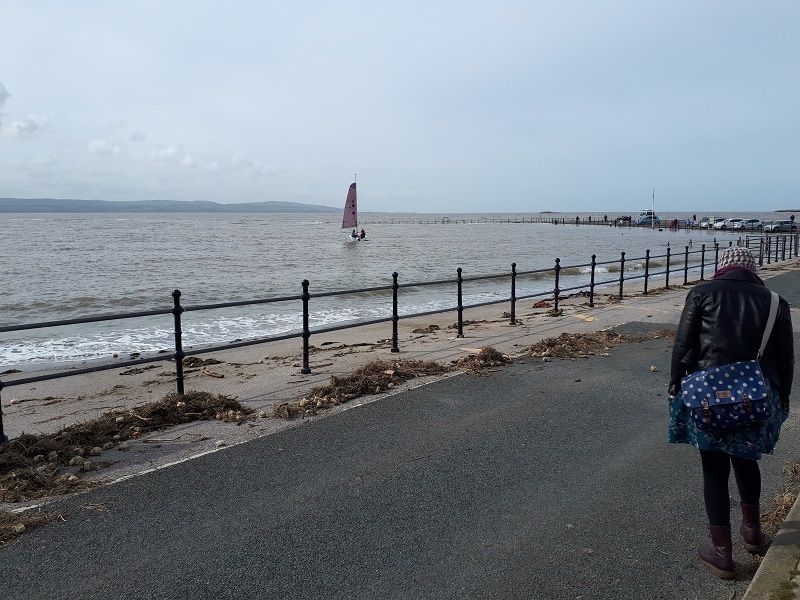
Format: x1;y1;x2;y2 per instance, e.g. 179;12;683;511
341;178;365;241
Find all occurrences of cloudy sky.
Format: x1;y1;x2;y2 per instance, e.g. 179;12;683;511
1;1;797;213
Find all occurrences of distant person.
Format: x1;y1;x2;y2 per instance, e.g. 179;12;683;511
668;247;794;579
360;228;366;239
791;215;795;222
693;214;697;222
588;215;592;223
575;216;579;224
351;229;358;239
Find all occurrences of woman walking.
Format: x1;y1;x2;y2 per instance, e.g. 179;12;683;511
668;246;794;578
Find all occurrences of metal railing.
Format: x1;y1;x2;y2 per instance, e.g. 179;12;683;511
359;216;799;234
1;233;797;443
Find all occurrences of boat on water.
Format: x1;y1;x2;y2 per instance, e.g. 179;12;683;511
341;178;366;241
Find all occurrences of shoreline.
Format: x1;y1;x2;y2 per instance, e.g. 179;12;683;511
3;217;794;370
0;265;714;373
2;259;798;503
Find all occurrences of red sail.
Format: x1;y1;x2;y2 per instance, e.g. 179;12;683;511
341;182;358;229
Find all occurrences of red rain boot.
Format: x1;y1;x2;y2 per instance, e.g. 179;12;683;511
740;503;766;554
698;524;735;579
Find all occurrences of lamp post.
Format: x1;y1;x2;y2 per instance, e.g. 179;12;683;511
652;188;655;230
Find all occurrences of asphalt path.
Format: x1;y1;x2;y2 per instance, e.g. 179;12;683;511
2;272;799;600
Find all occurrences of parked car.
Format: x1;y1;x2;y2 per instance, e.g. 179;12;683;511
764;220;798;232
732;218;762;230
636;215;660;226
700;217;722;229
713;218;742;230
634;209;659;225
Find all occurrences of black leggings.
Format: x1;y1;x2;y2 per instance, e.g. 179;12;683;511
699;449;761;526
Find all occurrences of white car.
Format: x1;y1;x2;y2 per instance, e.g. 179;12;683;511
713;218;742;230
732;219;762;230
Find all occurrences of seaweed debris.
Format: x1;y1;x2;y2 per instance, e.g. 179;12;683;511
0;509;61;548
763;461;800;537
528;331;643;359
272;359;451;419
0;391;254;504
453;347;513;374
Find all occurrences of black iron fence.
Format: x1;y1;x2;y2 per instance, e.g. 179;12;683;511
1;233;797;443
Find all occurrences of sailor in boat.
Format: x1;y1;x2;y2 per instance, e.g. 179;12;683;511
360;228;366;239
351;228;358;239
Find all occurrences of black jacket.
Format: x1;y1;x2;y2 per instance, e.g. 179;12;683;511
669;269;794;408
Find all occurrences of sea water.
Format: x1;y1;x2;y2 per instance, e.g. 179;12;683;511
0;210;785;369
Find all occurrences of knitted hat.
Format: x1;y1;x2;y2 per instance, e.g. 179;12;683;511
718;246;757;272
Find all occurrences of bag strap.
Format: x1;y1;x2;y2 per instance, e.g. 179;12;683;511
757;291;779;359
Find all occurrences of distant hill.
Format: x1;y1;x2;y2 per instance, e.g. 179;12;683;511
0;198;339;213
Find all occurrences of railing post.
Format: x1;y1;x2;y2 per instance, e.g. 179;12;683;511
714;242;720;271
589;254;596;308
391;272;400;353
700;244;706;280
509;263;517;325
683;246;689;285
665;246;671;289
553;258;561;311
172;289;185;395
301;280;311;374
644;249;651;294
618;252;625;299
456;267;464;338
0;381;7;444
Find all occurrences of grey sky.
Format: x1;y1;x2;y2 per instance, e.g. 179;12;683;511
1;1;797;212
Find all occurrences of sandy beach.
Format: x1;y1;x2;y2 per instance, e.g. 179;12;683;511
2;260;798;497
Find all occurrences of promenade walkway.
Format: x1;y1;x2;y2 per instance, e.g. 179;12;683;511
1;265;798;599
